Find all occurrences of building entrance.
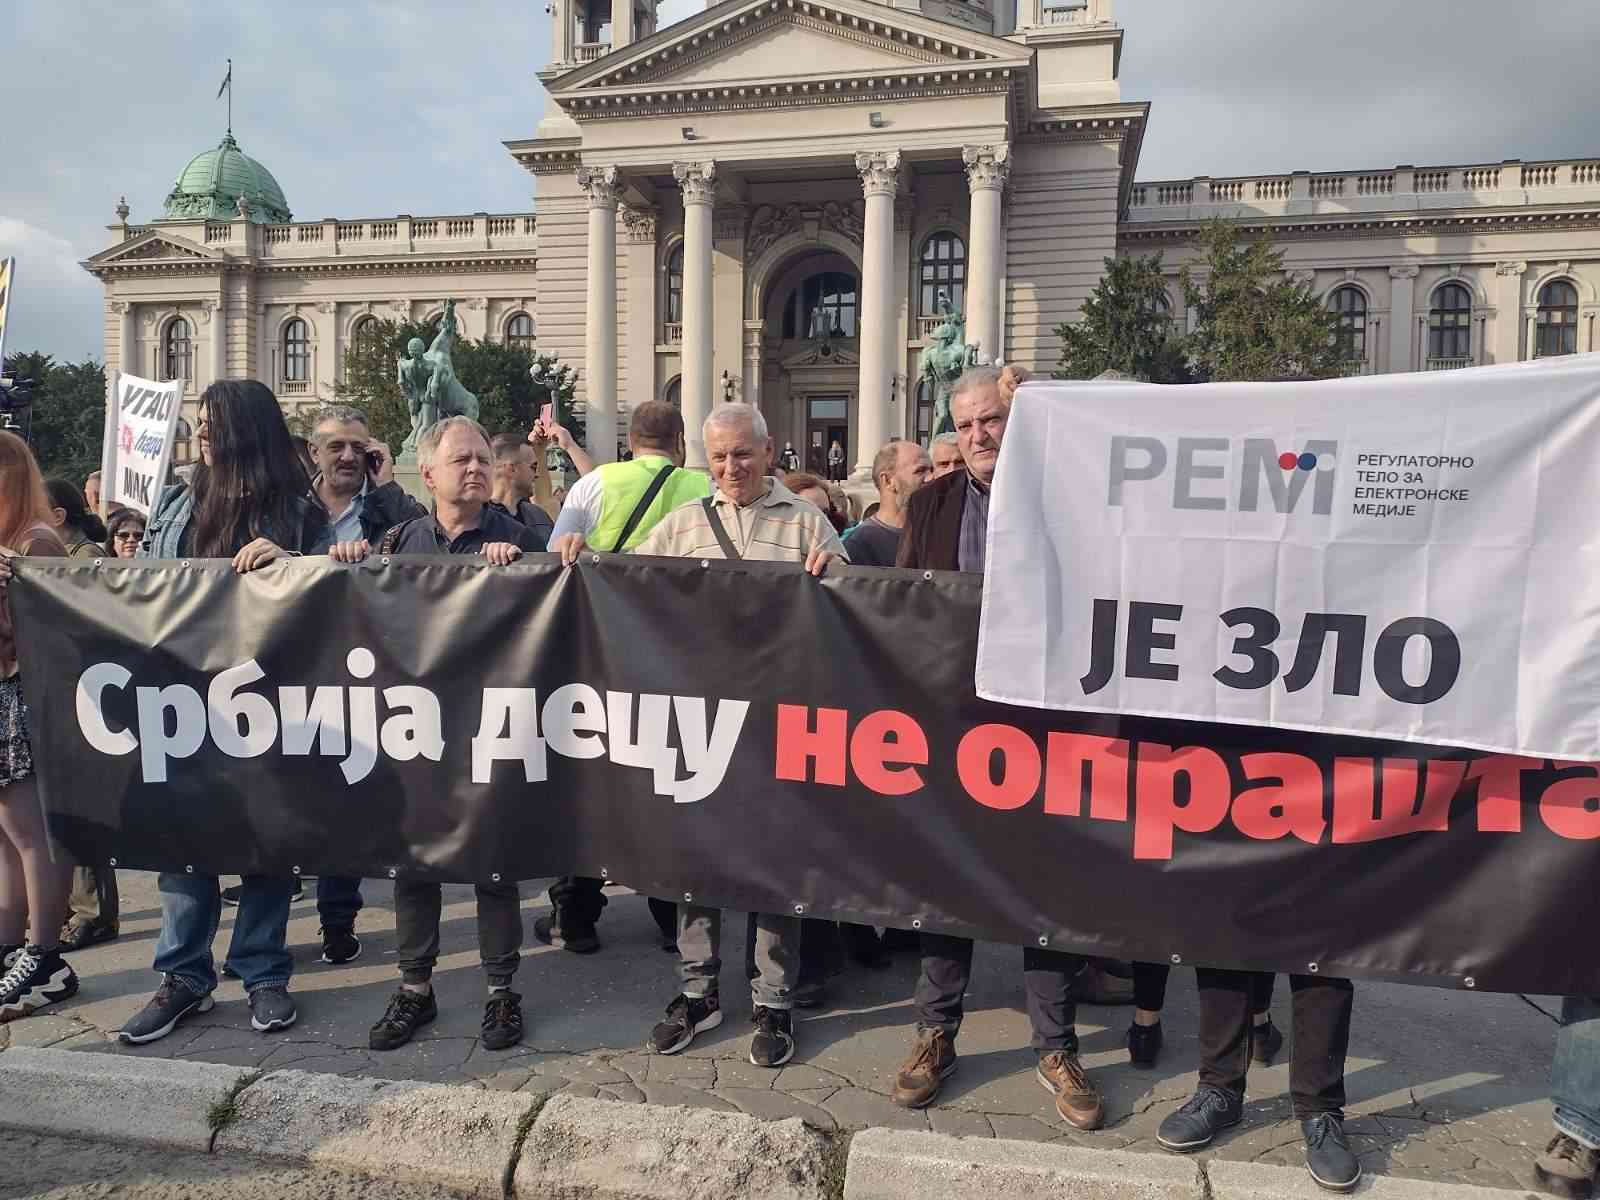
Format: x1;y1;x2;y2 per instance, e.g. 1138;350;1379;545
806;395;849;479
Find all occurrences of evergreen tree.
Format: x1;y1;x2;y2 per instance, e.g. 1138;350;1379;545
1054;253;1190;383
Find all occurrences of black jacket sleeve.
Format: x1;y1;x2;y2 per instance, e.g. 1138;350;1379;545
359;482;429;544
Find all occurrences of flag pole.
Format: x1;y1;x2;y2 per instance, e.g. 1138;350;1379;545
227;58;232;135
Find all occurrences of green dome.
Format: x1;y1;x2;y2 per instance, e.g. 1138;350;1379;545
162;133;291;223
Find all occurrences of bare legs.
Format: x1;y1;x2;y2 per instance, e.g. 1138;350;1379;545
0;777;72;949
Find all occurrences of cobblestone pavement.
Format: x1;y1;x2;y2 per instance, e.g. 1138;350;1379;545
2;873;1560;1193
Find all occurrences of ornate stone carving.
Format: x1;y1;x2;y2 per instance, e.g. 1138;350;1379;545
747;204;802;259
576;164;623;209
673;161;718;205
109;300;132;316
1496;261;1528;277
962;144;1011;192
821;199;865;244
714;204;748;242
855;150;902;198
619;205;658;243
314;301;336;315
1388;265;1420;280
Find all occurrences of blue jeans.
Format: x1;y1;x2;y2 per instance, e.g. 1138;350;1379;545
154;873;293;995
1554;997;1600;1148
317;877;364;930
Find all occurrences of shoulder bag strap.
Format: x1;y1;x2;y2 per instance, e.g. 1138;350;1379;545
610;463;677;553
377;521;410;556
700;495;741;561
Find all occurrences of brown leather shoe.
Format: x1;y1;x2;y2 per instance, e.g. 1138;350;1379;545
891;1028;957;1109
1037;1050;1104;1130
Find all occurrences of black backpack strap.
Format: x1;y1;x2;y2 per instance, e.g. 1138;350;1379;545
610;463;677;553
700;495;741;561
377;520;413;556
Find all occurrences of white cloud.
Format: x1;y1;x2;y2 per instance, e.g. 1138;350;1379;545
0;217;103;363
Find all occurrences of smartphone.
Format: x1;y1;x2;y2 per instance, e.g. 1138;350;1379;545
539;403;554;436
365;449;384;475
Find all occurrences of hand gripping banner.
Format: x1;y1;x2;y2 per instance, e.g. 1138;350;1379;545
14;554;1600;995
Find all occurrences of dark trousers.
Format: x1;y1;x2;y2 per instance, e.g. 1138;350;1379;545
915;932;1085;1054
316;877;363;931
395;879;522;988
1132;962;1276;1014
68;865;119;931
547;876;607;932
1197;967;1353;1119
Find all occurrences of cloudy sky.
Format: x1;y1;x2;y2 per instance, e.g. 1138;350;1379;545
3;0;1597;361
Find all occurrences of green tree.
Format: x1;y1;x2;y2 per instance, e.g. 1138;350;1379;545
1054;253;1190;383
1181;219;1343;382
2;350;107;483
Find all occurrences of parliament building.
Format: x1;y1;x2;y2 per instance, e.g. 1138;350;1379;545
82;0;1600;475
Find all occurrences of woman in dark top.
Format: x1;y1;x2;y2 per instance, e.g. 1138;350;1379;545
106;508;147;560
45;479;108;559
118;379;331;1048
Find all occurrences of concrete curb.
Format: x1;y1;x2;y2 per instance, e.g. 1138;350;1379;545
0;1045;253;1153
211;1067;535;1199
1206;1159;1536;1200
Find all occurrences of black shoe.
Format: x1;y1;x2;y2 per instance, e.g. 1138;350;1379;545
842;923;891;969
1127;1020;1164;1067
116;975;214;1044
59;919;118;951
222;880;302;906
1251;1016;1284;1064
482;991;524;1051
248;985;297;1032
1302;1114;1362;1192
0;946;79;1022
369;988;438;1051
650;993;722;1055
1535;1133;1600;1199
750;1005;796;1068
532;914;600;955
320;926;361;965
1157;1084;1244;1152
792;978;827;1009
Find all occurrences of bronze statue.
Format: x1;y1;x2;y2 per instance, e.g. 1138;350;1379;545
916;290;977;440
398;299;479;458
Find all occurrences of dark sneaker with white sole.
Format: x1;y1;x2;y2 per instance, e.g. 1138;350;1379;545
320;926;361;965
749;1005;795;1068
650;993;722;1055
1302;1114;1362;1192
0;946;78;1022
369;988;438;1051
1157;1084;1244;1151
248;986;297;1032
117;975;214;1044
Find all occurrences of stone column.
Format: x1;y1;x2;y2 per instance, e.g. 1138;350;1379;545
1388;265;1419;373
578;164;623;464
674;161;717;468
854;149;901;477
206;299;226;385
963;144;1010;364
112;301;136;378
621;205;659;412
743;320;765;409
1494;261;1527;364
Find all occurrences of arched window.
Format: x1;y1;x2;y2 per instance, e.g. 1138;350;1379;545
352;316;382;358
1328;286;1367;363
505;312;535;351
783;272;859;339
1537;280;1579;358
283;318;310;382
663;245;684;337
1153;290;1173;325
163;318;192;383
919;232;967;317
663;377;681;408
172;416;194;466
1428;283;1473;364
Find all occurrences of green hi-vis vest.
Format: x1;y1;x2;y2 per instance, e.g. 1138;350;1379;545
587;454;712;552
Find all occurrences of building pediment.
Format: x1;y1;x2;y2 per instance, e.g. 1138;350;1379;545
84;230;221;270
782;340;860;368
550;0;1030;103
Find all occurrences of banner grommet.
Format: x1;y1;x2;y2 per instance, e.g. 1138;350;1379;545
1037;935;1049;947
701;560;711;569
108;858;117;868
683;892;693;903
387;868;398;879
291;865;300;875
491;873;502;883
94;559;103;567
185;865;193;873
794;904;806;915
381;557;391;566
599;868;609;878
590;554;601;566
1170;954;1182;965
922;571;933;581
1464;977;1476;989
1307;962;1320;973
911;919;923;929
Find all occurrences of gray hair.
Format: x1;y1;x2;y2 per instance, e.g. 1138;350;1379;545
417;415;491;468
931;432;959;451
312;405;370;443
951;365;1005;404
703;401;768;444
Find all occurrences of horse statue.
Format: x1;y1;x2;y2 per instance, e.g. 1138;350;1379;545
916;291;977;440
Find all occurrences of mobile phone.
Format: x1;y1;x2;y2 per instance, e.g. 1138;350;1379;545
365;449;384;474
539;403;554;435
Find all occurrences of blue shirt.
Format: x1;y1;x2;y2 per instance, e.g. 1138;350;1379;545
957;475;990;574
322;476;369;545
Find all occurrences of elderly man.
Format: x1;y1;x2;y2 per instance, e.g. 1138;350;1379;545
558;402;842;1067
329;416;544;1054
488;433;554;547
928;432;963;480
843;439;931;567
888;365;1105;1131
83;471;103;514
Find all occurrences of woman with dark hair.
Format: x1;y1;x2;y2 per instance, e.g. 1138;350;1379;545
105;508;147;560
0;433;79;1020
116;379;331;1047
45;478;107;558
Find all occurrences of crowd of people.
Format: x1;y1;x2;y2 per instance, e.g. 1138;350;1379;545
0;370;1594;1197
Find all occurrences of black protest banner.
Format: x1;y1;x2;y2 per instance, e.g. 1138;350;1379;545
14;556;1600;995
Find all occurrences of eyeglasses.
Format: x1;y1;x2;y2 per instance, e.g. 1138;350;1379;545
113;531;144;542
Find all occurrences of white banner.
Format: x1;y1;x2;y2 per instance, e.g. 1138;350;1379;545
977;355;1600;760
100;372;183;517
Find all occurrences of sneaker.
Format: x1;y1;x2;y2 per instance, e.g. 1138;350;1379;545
891;1028;958;1109
369;988;438;1051
1536;1133;1600;1199
1302;1114;1362;1192
320;926;361;965
1157;1084;1244;1152
59;918;118;951
1;944;20;970
750;1005;796;1068
532;914;600;955
1037;1049;1104;1130
1251;1016;1285;1065
116;975;214;1044
650;993;722;1055
482;991;524;1051
222;880;302;906
0;946;79;1022
1127;1020;1164;1067
248;985;297;1032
